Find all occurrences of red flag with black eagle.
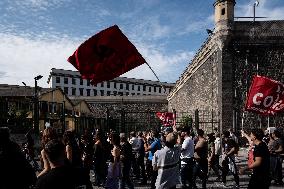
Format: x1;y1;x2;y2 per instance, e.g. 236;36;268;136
156;112;176;127
68;25;146;85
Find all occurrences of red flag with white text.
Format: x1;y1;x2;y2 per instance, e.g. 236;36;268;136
156;112;176;127
68;25;146;85
245;75;284;115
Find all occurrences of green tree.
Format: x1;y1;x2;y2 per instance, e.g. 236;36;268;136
179;115;193;130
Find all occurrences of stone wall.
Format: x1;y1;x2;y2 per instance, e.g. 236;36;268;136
168;48;220;133
169;20;284;133
220;47;234;131
232;44;284;130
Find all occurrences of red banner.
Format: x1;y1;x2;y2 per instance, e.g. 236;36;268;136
245;75;284;115
156;112;176;127
68;25;146;85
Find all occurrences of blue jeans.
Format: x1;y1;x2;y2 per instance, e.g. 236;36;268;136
119;163;134;189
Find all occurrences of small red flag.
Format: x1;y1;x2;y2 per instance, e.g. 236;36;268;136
245;75;284;115
156;112;175;127
68;25;146;85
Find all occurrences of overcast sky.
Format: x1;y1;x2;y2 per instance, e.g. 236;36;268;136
1;0;284;87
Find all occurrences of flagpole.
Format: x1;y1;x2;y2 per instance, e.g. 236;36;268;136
241;111;244;130
145;62;167;94
242;51;249;131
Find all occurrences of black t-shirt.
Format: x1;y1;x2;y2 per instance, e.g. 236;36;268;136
271;138;283;154
253;142;270;176
223;138;237;154
35;166;92;189
138;138;145;155
70;143;83;167
120;141;133;164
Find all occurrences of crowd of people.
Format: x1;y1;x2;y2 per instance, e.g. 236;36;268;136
0;125;283;189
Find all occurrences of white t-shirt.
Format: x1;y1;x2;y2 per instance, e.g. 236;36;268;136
152;146;181;189
180;136;194;164
230;133;238;143
214;137;221;155
129;137;139;150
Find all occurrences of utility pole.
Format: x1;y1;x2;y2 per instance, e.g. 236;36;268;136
34;75;43;135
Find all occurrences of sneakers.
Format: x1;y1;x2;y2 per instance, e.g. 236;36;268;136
215;177;221;181
215;182;239;188
138;180;147;185
217;182;227;188
275;181;284;185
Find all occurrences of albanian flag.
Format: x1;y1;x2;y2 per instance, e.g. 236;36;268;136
68;25;146;85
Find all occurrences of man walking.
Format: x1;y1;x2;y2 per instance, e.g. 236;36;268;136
119;133;134;189
239;129;270;189
152;132;181;189
221;131;239;188
134;131;147;185
129;131;139;177
180;127;195;189
192;129;208;189
146;130;162;189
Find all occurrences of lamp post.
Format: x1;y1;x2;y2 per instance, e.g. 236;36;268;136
253;1;259;22
106;107;110;131
34;75;43;135
120;95;125;133
61;101;66;134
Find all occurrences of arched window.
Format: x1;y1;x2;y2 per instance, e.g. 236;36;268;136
221;8;225;15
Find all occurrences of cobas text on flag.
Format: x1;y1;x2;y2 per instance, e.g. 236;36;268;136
245;75;284;115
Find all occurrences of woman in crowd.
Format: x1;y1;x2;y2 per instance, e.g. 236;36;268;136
105;133;121;189
37;127;58;177
62;130;82;167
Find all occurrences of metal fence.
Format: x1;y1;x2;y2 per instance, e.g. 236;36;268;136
175;109;220;134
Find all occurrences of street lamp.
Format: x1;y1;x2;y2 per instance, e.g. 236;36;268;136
253;1;259;22
62;100;66;133
106;107;110;131
34;75;43;135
